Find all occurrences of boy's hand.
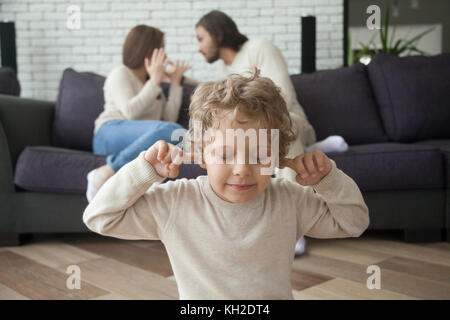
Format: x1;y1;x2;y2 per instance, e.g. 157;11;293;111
284;150;332;186
144;140;186;178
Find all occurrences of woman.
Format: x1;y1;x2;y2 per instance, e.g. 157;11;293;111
87;25;190;201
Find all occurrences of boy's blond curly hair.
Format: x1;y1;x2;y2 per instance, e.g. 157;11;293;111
187;68;296;168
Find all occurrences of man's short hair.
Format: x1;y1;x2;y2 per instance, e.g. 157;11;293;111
196;10;248;51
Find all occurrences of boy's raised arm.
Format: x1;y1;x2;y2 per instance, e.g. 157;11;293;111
82;152;173;240
297;159;369;238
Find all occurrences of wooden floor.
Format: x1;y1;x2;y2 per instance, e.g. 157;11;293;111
0;231;449;300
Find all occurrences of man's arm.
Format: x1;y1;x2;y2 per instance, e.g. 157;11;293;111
83;152;173;240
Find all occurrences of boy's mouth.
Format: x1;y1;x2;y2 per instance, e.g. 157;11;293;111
226;184;255;191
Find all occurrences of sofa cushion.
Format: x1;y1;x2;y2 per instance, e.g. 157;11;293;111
327;143;445;192
13;146;207;194
14;146;106;194
290;62;388;145
53;68;106;151
367;52;450;142
414;139;450;151
0;67;20;96
414;139;450;188
161;81;196;129
53;69;195;152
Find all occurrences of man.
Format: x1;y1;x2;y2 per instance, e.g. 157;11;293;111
195;10;349;255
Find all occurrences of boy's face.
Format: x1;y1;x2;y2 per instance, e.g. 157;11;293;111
199;112;274;203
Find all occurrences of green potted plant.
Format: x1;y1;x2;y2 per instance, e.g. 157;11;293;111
349;5;435;65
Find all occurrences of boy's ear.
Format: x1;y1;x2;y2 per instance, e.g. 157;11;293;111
199;162;206;169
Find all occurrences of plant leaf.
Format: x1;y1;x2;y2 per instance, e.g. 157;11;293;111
381;4;390;51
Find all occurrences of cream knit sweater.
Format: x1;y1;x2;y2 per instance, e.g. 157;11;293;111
94;65;183;133
83;152;370;300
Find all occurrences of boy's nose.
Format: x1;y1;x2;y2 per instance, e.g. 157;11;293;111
232;163;252;177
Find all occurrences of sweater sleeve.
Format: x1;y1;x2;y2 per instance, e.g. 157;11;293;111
108;68;164;120
293;159;370;239
162;83;183;122
82;152;176;240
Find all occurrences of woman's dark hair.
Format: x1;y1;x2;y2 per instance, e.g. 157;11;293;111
122;25;164;69
196;10;248;51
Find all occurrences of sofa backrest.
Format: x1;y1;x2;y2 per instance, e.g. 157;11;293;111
53;68;106;151
52;68;195;151
291;62;389;145
367;52;450;142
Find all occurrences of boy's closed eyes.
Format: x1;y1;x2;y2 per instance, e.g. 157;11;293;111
210;145;271;165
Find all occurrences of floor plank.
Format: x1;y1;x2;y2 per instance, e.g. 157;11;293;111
6;239;101;270
316;237;450;267
1;232;448;300
0;251;108;299
75;257;179;299
305;238;393;265
61;237;173;277
0;283;30;300
293;253;450;299
90;292;129;300
378;256;450;284
292;278;419;300
290;268;334;291
423;242;450;252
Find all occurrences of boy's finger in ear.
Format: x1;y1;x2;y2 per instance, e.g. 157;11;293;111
295;157;309;179
295;174;307;185
164;163;173;177
283;158;296;171
161;149;173;164
157;141;169;162
304;153;317;177
171;149;184;166
167;164;179;178
314;151;325;172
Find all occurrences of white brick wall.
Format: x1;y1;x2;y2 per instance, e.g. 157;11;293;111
0;0;344;100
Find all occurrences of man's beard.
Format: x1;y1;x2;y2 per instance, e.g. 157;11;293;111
206;45;220;64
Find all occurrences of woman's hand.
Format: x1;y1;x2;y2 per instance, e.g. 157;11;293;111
165;60;191;85
144;140;186;178
145;48;166;85
284;150;332;186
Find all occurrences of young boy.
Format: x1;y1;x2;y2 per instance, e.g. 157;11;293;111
83;70;370;300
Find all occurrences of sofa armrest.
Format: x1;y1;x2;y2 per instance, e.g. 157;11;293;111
0;122;14;192
0;94;55;175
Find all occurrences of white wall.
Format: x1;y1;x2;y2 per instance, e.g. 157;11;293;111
0;0;344;101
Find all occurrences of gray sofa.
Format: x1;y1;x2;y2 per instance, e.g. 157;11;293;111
1;52;449;246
